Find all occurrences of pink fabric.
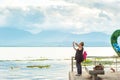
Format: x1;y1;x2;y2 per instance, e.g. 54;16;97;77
83;51;87;60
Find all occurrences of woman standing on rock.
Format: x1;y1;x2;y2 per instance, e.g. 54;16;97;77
72;41;84;76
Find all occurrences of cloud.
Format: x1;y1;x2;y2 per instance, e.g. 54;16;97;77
0;15;6;27
0;0;119;34
0;0;73;7
0;7;46;33
99;11;111;20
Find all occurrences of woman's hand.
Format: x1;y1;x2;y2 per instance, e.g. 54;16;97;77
72;41;77;50
74;42;79;47
73;41;74;44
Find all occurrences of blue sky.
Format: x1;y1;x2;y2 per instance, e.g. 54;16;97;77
0;0;119;47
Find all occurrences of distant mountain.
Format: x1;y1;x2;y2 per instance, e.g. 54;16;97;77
0;28;111;47
0;28;30;39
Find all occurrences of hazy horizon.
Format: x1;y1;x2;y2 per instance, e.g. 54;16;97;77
0;47;116;60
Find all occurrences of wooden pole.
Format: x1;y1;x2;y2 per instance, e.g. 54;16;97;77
71;57;74;72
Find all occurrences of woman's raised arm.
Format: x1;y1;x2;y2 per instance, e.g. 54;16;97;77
72;42;77;50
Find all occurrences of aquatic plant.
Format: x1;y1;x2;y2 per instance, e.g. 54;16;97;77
26;65;50;68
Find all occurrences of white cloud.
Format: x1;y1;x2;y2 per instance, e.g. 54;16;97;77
0;0;73;8
0;0;119;34
0;15;6;27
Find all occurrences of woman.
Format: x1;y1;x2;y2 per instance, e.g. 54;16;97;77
72;41;84;76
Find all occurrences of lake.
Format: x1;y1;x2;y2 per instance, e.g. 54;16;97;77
0;47;117;60
0;47;117;80
0;60;70;80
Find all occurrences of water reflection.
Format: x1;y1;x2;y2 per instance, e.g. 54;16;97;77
0;60;70;80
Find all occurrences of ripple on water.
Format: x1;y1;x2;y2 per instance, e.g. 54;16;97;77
0;60;70;80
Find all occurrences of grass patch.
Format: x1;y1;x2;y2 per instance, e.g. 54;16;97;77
82;59;93;66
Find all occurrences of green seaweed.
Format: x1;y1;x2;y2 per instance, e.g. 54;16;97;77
27;65;50;68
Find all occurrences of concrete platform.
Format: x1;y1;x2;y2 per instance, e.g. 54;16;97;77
69;71;120;80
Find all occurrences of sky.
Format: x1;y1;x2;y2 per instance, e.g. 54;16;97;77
0;0;120;46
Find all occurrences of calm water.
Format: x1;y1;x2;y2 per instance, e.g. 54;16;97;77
0;47;117;80
0;60;70;80
0;47;116;60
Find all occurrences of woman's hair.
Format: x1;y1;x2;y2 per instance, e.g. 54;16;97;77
80;42;84;46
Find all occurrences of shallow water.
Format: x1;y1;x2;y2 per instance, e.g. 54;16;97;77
0;47;118;80
0;60;71;80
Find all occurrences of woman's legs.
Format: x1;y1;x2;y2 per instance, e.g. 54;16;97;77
76;62;82;75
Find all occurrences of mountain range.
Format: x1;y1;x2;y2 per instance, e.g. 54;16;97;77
0;28;111;47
